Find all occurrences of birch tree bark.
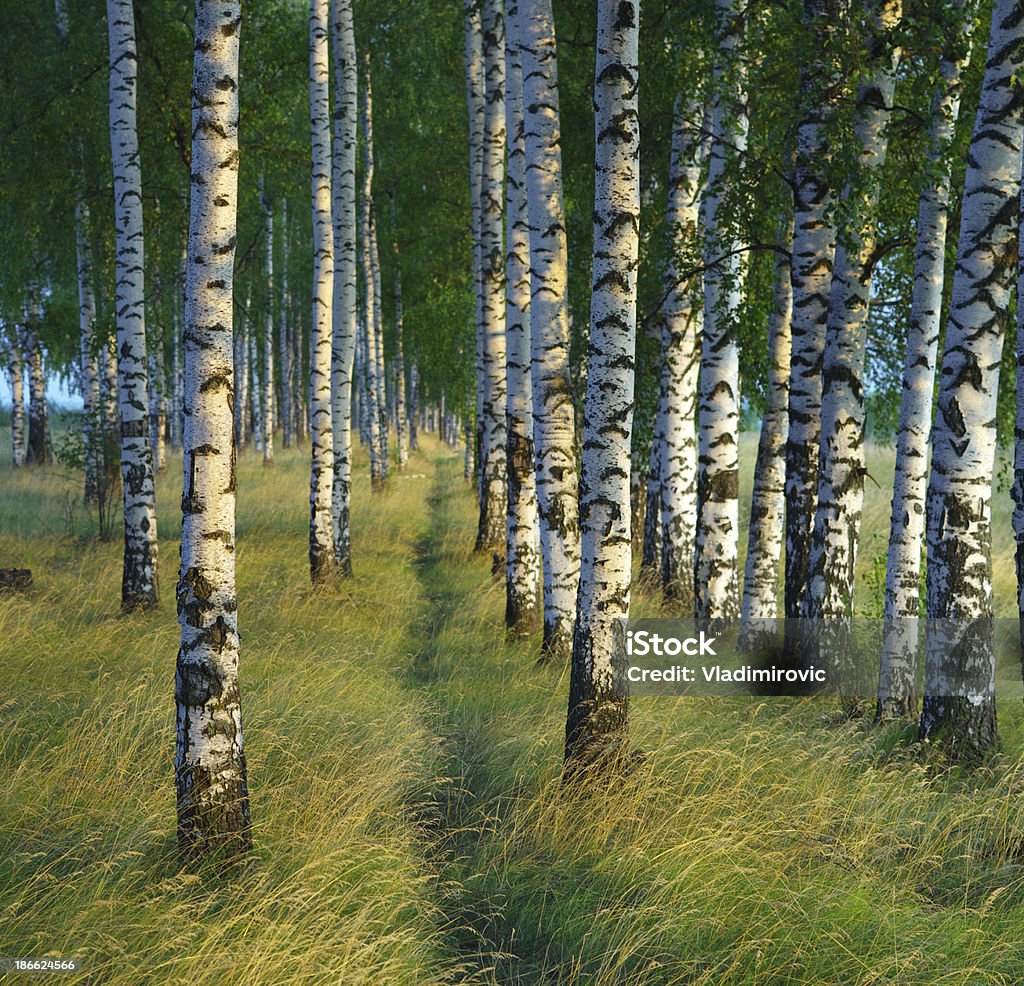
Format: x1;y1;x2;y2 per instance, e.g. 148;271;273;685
919;0;1023;757
175;0;250;862
783;0;848;617
696;0;748;621
659;94;704;607
279;199;293;449
641;406;663;580
360;54;385;492
259;180;275;466
517;0;580;655
408;361;419;451
23;292;50;467
802;1;901;632
107;0;158;610
877;4;974;720
740;216;792;645
475;0;508;554
368;200;389;479
565;0;639;772
331;0;358;574
504;0;540;635
75;199;101;501
3;329;25;467
393;260;409;471
233;308;247;448
308;0;336;582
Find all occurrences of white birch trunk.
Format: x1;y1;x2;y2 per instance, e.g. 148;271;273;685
408;361;419;451
368;201;389;479
107;0;158;610
783;0;848;617
75;199;101;501
308;0;335;581
4;329;25;467
331;0;358;572
233;308;247;448
517;0;579;655
504;0;540;635
740;217;793;644
176;0;249;861
877;5;974;720
393;262;409;470
659;94;704;607
475;0;508;554
919;0;1023;757
696;0;748;621
565;0;639;771
360;55;385;492
23;293;50;467
280;198;293;449
641;407;663;577
803;0;901;628
260;180;275;465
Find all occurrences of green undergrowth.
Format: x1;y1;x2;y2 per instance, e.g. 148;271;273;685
2;430;1024;983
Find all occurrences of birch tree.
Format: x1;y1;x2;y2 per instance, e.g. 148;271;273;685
107;0;158;610
23;292;49;467
279;199;293;449
784;0;848;617
260;180;275;466
696;0;748;621
331;0;358;574
75;199;100;500
659;93;704;607
517;0;579;655
360;54;385;492
565;0;639;772
175;0;250;861
877;3;975;720
3;328;25;467
504;0;540;635
308;0;336;582
740;216;792;644
474;0;508;553
393;260;409;471
802;0;902;630
919;0;1023;757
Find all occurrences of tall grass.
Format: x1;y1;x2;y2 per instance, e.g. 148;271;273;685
1;430;1024;983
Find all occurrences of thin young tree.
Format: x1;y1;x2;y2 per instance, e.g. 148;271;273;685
877;2;975;720
175;0;250;862
919;0;1023;757
259;179;275;466
565;0;639;772
331;0;358;573
504;0;540;635
279;198;293;449
3;327;25;467
696;0;748;621
517;0;580;656
107;0;158;610
308;0;336;581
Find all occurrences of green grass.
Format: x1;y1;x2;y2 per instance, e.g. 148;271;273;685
2;428;1024;984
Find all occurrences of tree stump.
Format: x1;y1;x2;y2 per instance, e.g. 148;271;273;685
0;569;32;592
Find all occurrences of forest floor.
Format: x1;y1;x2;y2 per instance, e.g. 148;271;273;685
3;428;1024;983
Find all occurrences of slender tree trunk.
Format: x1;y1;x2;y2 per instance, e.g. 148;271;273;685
4;330;25;468
233;307;247;448
803;0;902;627
259;180;275;466
75;199;100;500
919;0;1023;758
696;0;748;621
504;0;541;635
878;5;974;720
24;293;50;467
517;0;580;655
659;94;704;609
360;57;385;493
474;0;508;554
308;0;336;581
280;199;293;450
393;263;409;471
740;216;793;645
175;0;250;861
148;348;166;472
331;0;358;573
565;0;639;772
408;362;419;451
368;199;389;479
641;413;662;578
107;0;158;610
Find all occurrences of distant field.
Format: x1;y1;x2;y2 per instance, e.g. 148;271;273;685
2;428;1024;983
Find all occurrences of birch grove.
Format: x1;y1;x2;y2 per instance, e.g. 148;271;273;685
175;0;250;861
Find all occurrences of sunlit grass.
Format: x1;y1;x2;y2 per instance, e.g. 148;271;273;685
2;425;1024;983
